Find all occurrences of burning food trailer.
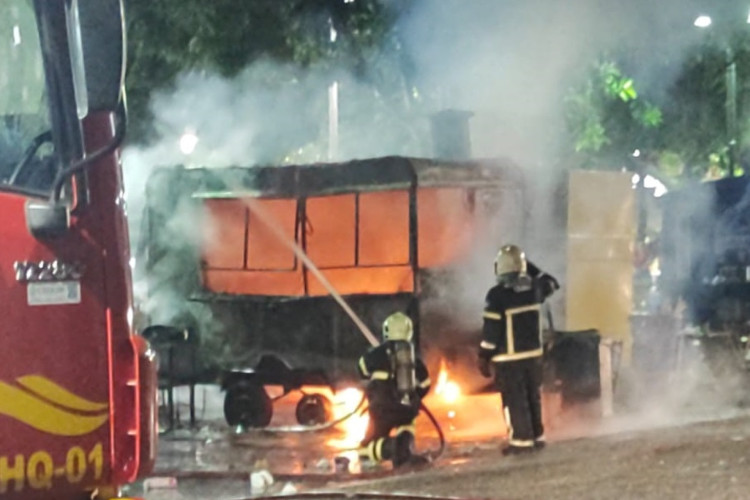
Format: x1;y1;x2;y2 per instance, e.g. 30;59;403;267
140;156;528;428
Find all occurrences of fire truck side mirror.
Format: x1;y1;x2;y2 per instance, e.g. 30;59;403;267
25;200;70;239
44;0;126;206
77;0;125;112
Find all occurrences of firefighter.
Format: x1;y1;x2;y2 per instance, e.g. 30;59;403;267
357;312;431;467
478;244;559;455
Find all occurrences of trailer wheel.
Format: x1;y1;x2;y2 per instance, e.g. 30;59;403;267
224;381;273;428
295;394;332;426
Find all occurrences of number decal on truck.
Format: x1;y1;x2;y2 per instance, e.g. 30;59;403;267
26;281;82;306
0;442;103;493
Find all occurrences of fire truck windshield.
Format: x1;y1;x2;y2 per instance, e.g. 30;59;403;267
0;0;57;195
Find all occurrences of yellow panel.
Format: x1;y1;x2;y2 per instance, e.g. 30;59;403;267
568;171;635;237
565;171;635;361
565;261;633;340
567;237;634;262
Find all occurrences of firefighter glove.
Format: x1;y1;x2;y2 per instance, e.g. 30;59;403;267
539;274;560;296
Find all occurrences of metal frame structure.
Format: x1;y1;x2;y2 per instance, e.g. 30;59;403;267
142;156;526;428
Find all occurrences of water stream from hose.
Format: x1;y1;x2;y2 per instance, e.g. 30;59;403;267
240;197;379;347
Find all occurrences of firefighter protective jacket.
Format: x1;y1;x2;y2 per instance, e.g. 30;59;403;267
357;342;431;400
480;264;558;364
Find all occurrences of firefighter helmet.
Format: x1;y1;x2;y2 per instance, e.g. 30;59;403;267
494;244;527;281
382;312;413;342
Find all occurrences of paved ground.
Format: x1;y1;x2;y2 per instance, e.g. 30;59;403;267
128;369;750;500
344;415;750;500
135;406;750;500
130;412;750;500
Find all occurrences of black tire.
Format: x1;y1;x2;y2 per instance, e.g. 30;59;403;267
224;381;273;428
295;394;332;426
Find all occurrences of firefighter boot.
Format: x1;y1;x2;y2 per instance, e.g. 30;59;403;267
393;430;414;467
389;428;428;467
534;435;546;450
502;440;536;456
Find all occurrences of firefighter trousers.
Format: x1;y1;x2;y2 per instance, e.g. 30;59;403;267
360;397;419;466
494;357;544;447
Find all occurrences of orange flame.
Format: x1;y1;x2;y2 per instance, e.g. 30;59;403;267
327;387;369;450
433;359;462;405
324;360;465;451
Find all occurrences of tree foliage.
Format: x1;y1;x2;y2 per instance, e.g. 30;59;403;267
564;28;750;182
563;60;662;170
658;40;750;179
124;0;421;147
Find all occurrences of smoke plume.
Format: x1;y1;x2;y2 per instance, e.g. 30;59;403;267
122;0;749;430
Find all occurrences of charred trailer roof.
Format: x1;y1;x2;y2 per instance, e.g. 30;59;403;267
143;155;527;300
156;155;524;199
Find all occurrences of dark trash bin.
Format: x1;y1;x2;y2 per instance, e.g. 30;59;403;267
545;329;601;405
142;325;201;430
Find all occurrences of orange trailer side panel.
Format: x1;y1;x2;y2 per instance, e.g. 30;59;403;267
201;187;478;296
202;199;246;269
418;188;475;267
246;198;297;270
359;190;409;266
306;194;356;268
307;266;414;296
203;269;305;295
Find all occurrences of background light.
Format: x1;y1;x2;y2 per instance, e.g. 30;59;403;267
694;15;712;28
179;131;199;155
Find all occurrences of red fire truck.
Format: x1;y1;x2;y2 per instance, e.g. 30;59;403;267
0;0;157;498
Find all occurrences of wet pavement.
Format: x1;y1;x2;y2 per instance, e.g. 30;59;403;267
146;384;512;477
127;385;507;498
133;409;750;500
130;374;750;499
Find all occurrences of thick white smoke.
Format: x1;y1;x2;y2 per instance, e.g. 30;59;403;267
122;0;750;431
398;0;711;166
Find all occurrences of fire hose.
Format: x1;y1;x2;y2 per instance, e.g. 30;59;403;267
234;394;445;463
418;402;445;462
235;393;368;435
317;401;444;463
236;198;445;461
155;395;445;486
